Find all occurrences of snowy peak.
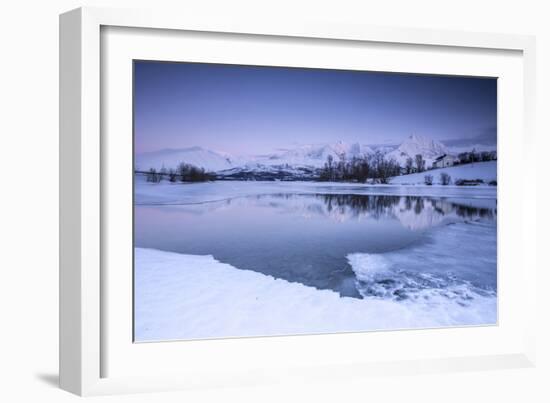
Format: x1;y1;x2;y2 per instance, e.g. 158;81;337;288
386;135;449;167
399;135;448;157
260;141;374;168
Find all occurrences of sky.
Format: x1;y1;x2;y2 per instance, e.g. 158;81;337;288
134;61;497;155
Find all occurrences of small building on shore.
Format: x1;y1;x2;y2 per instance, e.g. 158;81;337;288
432;154;455;169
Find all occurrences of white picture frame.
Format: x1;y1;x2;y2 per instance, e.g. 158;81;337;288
59;6;537;396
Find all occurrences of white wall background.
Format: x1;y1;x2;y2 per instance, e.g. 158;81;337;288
0;0;548;401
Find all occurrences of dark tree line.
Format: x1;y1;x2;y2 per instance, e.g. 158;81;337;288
175;162;213;182
321;193;401;219
414;154;426;172
145;167;163;183
403;154;427;174
145;162;213;183
318;151;401;184
457;149;497;164
317;193;494;221
440;172;451;185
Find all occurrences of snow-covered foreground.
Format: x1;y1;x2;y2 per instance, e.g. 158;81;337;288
390;161;496;185
135;221;496;342
135;176;497;206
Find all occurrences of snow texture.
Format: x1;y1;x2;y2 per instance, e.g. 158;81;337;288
380;134;449;167
389;161;497;185
135;221;496;342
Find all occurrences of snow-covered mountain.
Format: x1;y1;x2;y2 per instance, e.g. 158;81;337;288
135;136;473;176
385;135;449;167
254;141;374;169
135;147;238;172
135;141;375;173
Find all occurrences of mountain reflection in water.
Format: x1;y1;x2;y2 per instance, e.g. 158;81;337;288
135;193;496;298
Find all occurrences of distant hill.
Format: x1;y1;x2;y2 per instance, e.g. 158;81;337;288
135;147;236;172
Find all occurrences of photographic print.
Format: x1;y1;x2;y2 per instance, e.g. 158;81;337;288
133;61;497;342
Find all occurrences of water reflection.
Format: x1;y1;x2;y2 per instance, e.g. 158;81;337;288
135;193;497;298
190;193;496;230
319;193;494;222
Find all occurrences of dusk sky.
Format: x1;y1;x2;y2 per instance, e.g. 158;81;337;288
134;61;497;155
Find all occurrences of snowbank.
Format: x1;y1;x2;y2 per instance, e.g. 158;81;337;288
349;221;497;302
135;221;496;342
389;161;497;185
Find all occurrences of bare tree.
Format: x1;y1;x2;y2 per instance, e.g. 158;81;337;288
357;154;370;183
318;152;398;183
415;154;425;173
168;168;177;182
440;172;451;185
480;151;492;161
405;157;414;174
326;155;334;181
177;162;188;182
469;148;480;163
146;168;160;183
458;152;469;164
337;152;347;180
159;165;167;182
177;162;212;182
377;156;400;184
319;154;335;181
424;174;433;185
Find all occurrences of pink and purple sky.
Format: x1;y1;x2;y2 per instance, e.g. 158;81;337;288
134;61;497;155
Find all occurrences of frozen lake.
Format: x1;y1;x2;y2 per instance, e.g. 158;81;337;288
135;181;497;302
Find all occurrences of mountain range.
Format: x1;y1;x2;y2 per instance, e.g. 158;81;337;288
135;135;496;175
